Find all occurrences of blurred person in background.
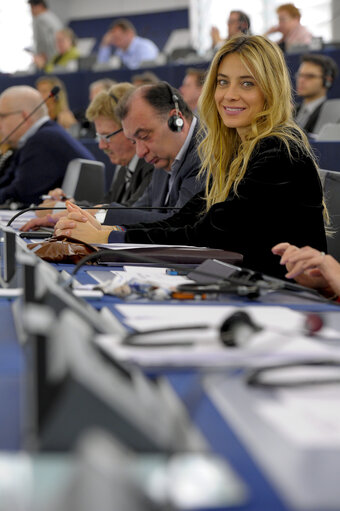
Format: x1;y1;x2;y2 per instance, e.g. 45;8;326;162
180;68;205;114
28;0;63;70
264;3;313;52
35;75;78;132
294;54;339;134
45;28;80;73
97;18;159;69
89;79;117;102
210;10;251;54
131;71;159;87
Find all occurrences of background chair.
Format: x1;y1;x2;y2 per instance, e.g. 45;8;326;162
316;123;340;141
319;168;340;260
62;158;105;204
162;28;198;63
313;99;340;135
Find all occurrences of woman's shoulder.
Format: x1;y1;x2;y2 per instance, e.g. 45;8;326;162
253;128;311;159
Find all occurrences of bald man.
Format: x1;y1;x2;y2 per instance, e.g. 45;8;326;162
0;85;94;206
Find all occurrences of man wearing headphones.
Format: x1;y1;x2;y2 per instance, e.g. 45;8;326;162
100;82;204;226
295;54;339;134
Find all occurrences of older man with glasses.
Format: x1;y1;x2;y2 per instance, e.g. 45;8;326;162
0;85;94;207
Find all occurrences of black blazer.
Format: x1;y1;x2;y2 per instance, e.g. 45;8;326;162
119;135;327;278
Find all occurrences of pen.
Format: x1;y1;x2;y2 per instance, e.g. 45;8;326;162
40;194;69;201
166;268;189;276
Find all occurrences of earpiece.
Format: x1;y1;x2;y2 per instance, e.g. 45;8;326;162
237;11;251;35
220;311;262;347
164;82;184;133
324;77;332;89
322;60;335;89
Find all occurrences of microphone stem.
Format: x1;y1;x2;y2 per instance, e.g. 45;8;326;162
6;205;181;227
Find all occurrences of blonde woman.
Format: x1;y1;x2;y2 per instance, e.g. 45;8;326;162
35;75;77;131
55;36;326;278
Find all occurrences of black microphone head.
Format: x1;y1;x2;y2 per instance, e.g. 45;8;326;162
49;86;60;98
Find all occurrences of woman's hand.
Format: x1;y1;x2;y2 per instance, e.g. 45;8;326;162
272;242;340;296
54;201;110;244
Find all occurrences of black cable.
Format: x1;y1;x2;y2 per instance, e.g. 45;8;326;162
246;360;340;388
6;205;181;227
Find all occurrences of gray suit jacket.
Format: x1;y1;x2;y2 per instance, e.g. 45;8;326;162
104;121;204;225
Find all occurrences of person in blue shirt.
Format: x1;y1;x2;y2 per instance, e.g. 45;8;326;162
97;18;159;69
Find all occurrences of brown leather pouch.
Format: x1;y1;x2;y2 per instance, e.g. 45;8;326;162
27;236;98;264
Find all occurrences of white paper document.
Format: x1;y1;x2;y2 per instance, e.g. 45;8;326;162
95;305;340;367
0;211;36;229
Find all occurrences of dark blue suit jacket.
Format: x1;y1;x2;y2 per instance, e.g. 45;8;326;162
0;120;94;206
104;121;204;225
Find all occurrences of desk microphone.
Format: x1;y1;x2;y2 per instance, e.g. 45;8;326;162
0;86;60;147
6;204;181;227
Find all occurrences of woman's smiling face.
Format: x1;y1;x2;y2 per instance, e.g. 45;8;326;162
214;52;265;141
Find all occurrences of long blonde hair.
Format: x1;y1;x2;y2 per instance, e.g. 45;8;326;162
198;35;316;211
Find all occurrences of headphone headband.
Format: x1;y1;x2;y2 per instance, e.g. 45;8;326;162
109;93;119;103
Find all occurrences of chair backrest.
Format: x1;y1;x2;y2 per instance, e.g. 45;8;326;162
319;168;340;260
317;123;340;141
62;158;105;204
313;99;340;135
163;29;192;56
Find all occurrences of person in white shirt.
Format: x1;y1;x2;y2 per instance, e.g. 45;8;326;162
28;0;63;70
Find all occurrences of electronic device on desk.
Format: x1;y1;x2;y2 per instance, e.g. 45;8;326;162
0;226;29;289
62;158;105;204
14;251;124;337
18;254;204;453
19;230;53;240
185;259;330;303
205;372;340;510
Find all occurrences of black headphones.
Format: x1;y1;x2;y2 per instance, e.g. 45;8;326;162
320;58;336;89
323;69;333;89
163;82;184;132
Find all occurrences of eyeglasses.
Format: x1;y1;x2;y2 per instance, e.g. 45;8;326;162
0;110;22;120
96;128;123;143
295;73;323;80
